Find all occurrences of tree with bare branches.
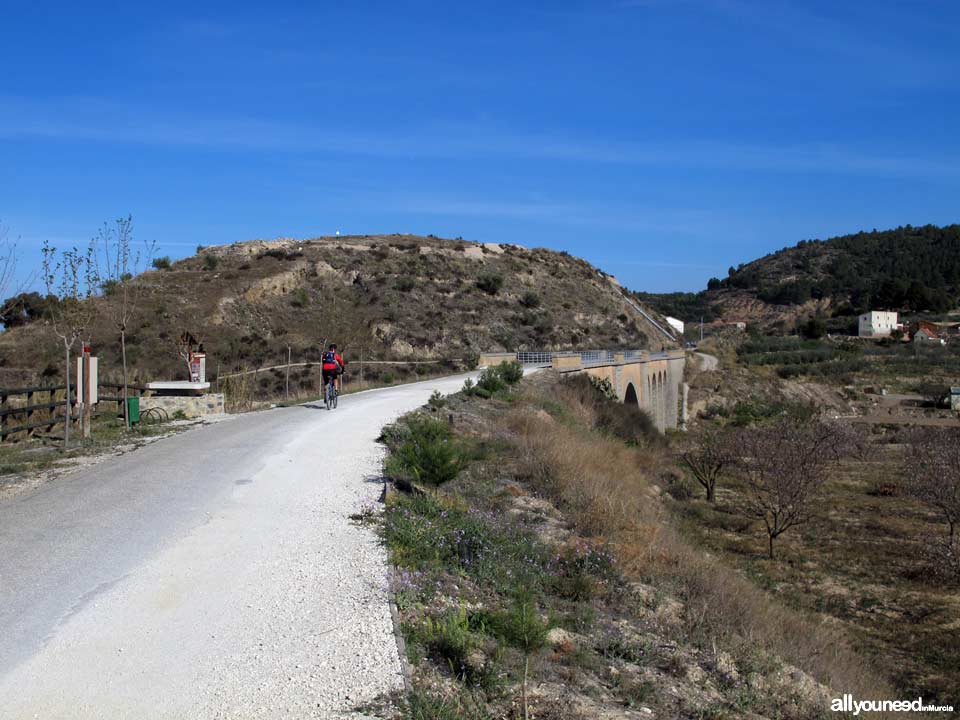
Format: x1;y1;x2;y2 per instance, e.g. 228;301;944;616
0;223;19;305
42;241;97;447
679;424;735;503
90;216;154;427
175;331;203;379
733;418;860;559
903;429;960;581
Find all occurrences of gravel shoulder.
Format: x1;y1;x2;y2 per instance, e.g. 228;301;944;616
0;372;478;719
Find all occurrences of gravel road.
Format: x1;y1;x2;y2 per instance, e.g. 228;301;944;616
695;352;719;372
0;372;478;719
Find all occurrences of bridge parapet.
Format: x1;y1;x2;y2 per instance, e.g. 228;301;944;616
477;348;687;431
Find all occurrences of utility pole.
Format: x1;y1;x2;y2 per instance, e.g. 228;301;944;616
700;316;704;342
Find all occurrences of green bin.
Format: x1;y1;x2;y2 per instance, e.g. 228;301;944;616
126;396;140;424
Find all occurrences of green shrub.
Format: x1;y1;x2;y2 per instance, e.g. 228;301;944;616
476;273;504;295
402;689;492;720
385;416;463;488
497;590;549;720
427;390;447;409
466;362;523;400
476;368;506;395
589;376;618;401
394;276;416;292
519;291;540;309
497;361;523;384
260;248;303;261
290;287;309;308
152;256;172;270
384;491;550;592
420;607;479;681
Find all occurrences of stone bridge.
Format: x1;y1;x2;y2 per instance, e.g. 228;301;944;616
479;349;687;431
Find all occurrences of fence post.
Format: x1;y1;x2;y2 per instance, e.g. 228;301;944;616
82;350;92;440
285;346;291;400
0;391;7;443
360;349;364;390
26;390;35;439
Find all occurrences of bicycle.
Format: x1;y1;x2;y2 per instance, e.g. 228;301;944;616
324;373;339;410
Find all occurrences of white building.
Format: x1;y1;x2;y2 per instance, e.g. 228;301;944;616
665;316;685;335
858;311;900;338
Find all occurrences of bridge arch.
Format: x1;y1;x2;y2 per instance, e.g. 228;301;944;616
522;348;686;430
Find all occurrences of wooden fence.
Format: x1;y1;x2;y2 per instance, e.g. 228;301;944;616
0;382;145;442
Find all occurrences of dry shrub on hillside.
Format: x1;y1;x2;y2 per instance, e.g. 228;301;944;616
220;367;255;412
506;390;895;708
506;411;659;537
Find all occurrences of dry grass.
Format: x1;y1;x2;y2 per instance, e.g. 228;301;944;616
678;445;960;704
507;383;899;713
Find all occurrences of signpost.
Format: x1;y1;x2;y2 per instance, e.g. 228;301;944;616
75;345;98;440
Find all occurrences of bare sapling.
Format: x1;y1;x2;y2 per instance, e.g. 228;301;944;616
42;241;97;447
0;223;20;309
175;331;203;379
91;215;155;427
0;222;30;329
680;424;734;502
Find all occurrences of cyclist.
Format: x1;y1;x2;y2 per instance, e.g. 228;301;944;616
321;343;345;395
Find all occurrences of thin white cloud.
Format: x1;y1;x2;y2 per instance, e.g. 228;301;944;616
2;95;958;178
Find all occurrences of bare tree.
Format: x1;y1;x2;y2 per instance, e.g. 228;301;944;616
175;331;203;378
915;383;947;409
0;223;19;306
679;424;734;502
904;429;960;581
903;428;960;541
733;418;860;559
42;241;97;447
91;216;154;427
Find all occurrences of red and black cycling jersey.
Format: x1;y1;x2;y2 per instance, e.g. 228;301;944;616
321;350;344;371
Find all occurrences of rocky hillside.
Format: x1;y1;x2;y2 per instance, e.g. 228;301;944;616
641;224;960;332
0;234;674;389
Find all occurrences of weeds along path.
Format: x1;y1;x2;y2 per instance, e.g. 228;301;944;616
0;372;480;720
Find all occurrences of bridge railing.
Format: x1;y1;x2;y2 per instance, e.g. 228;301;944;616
516;351;555;366
482;349;651;368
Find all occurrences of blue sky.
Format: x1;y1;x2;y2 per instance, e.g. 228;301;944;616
2;0;959;293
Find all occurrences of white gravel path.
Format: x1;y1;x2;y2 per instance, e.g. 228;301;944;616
0;373;477;719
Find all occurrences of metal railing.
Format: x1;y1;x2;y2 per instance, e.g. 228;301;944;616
516;351;555;366
512;349;644;366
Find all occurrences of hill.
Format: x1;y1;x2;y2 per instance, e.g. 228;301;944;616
0;234;675;392
641;224;960;331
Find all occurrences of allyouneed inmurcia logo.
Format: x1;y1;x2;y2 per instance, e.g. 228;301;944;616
831;695;954;715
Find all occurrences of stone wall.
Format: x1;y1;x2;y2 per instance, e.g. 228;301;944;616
562;351;686;431
139;393;225;419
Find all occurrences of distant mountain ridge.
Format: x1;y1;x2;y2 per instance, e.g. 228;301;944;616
640;224;960;330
